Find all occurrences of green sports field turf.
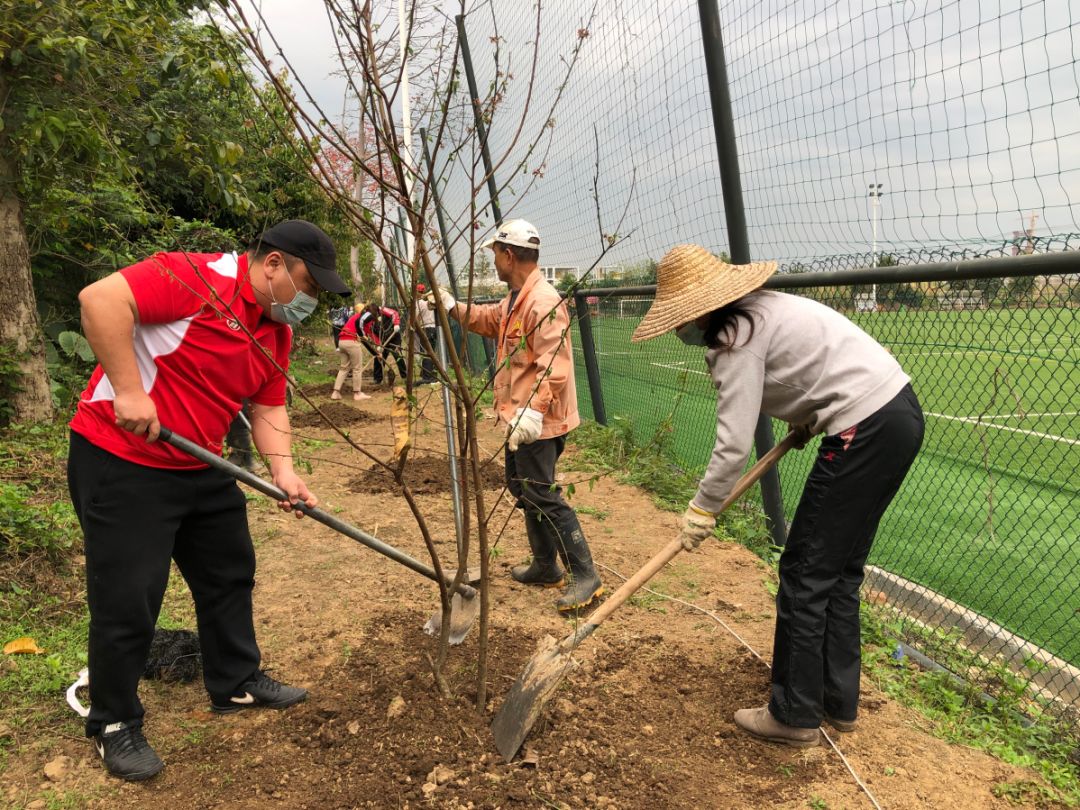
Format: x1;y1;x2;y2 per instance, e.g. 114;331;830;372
569;303;1080;666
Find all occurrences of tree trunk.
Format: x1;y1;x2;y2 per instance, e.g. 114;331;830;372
0;149;55;423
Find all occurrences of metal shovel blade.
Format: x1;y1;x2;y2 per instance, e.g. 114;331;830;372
490;628;591;761
423;589;479;646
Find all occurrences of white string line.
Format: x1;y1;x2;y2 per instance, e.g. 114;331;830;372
595;561;884;810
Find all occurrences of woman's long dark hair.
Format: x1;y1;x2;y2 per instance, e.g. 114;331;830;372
702;293;760;350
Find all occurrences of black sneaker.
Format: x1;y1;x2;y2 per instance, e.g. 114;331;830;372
94;721;164;782
211;670;308;714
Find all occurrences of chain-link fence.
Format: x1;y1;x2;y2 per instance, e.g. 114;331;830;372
433;0;1080;286
427;0;1080;725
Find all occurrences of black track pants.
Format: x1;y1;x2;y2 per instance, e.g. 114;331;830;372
769;384;924;728
68;432;261;736
505;435;581;550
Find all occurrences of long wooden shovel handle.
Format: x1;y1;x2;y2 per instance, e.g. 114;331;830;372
570;429;801;641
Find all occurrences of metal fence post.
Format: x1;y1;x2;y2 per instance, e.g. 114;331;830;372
698;0;788;546
420;128;465;361
572;292;608;425
456;14;502;224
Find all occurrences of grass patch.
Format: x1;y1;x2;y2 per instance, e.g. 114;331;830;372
862;603;1080;805
566;417;771;552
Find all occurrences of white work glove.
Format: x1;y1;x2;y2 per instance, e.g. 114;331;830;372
679;503;717;551
392;323;400;334
506;407;544;452
426;286;457;312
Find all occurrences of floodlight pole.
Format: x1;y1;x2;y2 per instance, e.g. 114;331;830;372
698;0;788;547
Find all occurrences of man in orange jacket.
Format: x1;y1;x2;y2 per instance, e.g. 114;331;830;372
431;219;602;612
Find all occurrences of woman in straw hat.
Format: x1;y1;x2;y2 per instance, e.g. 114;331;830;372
633;244;924;747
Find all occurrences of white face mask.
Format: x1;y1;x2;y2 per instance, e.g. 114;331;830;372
268;266;318;326
675;322;707;346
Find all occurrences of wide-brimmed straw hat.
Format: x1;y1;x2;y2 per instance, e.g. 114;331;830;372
631;244;777;343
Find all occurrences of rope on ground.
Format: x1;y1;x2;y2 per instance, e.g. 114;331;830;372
595;561;884;810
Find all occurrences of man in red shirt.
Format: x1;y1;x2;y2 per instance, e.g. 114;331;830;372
67;220;349;781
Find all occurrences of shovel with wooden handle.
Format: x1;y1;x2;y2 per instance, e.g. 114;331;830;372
490;428;804;760
159;426;478;645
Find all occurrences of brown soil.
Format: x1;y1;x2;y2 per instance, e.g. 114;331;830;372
348;454;506;495
290;401;375;429
2;341;1068;809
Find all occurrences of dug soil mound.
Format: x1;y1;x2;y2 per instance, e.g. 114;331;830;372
290;402;375;428
131;611;839;810
348;454;506;495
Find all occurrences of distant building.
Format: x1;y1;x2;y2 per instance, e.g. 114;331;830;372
540;266;579;283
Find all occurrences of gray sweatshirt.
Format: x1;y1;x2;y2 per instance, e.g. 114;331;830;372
692;290;910;513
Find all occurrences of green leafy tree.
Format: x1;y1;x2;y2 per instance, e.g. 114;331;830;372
1;1;239;421
2;2;348;421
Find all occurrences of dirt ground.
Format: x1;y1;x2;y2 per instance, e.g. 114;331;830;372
2;356;1065;809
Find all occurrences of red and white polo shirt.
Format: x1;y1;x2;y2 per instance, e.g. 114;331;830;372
69;252;292;470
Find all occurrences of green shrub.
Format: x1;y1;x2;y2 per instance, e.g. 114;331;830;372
0;482;79;560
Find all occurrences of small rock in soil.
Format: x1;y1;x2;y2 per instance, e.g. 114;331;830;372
43;755;73;782
428;764;455;785
387;695;406;719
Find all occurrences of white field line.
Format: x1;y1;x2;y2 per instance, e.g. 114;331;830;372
896;347;1072;362
649;360;710;377
926;412;1079;446
980;411;1080;421
571;347;633;356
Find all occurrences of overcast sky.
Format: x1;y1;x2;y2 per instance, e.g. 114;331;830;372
237;0;1080;273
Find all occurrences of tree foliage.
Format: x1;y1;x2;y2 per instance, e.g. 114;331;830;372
1;0;355;420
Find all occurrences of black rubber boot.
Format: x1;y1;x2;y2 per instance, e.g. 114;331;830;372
511;514;565;587
552;515;603;612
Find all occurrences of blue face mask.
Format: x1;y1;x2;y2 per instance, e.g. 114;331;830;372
269;268;318;326
675;322;707;346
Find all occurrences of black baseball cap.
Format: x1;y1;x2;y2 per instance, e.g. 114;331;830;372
254;220;350;295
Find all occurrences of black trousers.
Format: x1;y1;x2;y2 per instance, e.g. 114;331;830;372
68;432;261;736
420;326;438;381
364;336;408;383
505;436;579;545
770;384;924;728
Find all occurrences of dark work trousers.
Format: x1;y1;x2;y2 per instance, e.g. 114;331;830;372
505;435;578;551
770;384;924;728
67;432;261;736
381;333;408;380
361;339;385;383
420;326;438;381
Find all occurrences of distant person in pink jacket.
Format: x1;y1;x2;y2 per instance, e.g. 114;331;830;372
430;219;603;612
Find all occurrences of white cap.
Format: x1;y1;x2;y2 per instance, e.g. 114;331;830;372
482;219;541;251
